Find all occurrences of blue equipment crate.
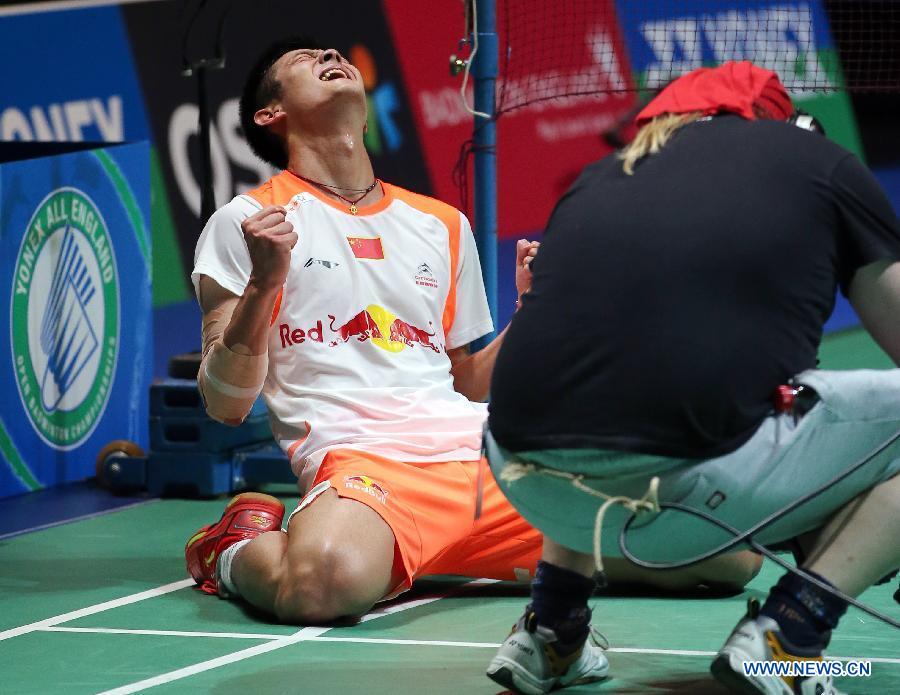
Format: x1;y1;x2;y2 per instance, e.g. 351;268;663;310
149;414;272;453
150;379;205;417
146;450;237;497
150;379;266;419
233;443;294;486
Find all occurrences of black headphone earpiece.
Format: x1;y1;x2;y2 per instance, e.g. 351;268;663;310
787;110;826;136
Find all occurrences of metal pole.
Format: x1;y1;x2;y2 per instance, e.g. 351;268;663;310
181;0;232;226
471;0;498;349
196;64;217;223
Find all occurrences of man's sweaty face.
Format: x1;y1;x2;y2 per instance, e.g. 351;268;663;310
273;48;365;117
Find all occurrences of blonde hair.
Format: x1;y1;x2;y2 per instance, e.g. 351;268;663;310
619;112;704;175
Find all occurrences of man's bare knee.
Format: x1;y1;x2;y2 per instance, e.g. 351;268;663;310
274;543;379;624
698;550;763;591
230;530;289;613
604;549;762;592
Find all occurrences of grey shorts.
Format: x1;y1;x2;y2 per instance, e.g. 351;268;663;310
486;369;900;563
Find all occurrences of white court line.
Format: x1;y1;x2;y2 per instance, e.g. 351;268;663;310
359;578;497;624
0;579;194;642
97;626;332;695
96;579;498;695
37;626;900;666
316;635;500;649
306;638;716;656
41;626;286;640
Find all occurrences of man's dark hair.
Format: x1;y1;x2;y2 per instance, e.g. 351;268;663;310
239;36;322;171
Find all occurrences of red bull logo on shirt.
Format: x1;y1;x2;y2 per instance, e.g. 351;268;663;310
328;309;382;345
344;474;389;504
340;304;440;353
278;320;324;346
277;304;441;354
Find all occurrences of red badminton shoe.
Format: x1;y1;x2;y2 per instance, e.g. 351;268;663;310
185;492;285;595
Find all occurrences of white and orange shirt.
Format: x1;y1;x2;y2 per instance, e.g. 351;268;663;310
192;172;493;491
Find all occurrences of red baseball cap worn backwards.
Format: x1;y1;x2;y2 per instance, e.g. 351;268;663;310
635;61;794;127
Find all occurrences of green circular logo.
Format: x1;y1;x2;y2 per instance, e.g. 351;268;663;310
11;188;120;450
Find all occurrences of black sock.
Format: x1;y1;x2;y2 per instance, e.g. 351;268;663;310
529;560;596;651
760;570;848;650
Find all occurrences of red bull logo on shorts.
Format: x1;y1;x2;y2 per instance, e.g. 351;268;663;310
344;474;389;504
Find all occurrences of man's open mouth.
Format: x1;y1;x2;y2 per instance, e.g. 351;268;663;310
320;67;348;81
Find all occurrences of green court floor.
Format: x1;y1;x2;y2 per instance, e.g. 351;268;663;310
1;327;897;693
1;493;897;694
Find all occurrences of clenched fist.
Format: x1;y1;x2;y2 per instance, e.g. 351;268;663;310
515;238;540;300
242;205;298;292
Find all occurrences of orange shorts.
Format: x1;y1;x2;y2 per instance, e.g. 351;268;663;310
293;448;542;595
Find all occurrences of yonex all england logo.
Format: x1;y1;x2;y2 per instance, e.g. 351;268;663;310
11;188;119;450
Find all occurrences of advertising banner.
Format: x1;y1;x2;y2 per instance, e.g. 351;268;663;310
0;4;189;310
614;0;864;157
0;142;151;498
383;0;636;237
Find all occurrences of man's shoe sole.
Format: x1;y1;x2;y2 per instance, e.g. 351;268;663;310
486;656;549;695
486;655;608;695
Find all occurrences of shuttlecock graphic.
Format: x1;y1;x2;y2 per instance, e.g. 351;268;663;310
39;227;100;412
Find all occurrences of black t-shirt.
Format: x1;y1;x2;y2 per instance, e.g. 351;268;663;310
489;115;900;458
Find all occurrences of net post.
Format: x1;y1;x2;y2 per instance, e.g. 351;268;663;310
196;64;216;224
471;0;498;350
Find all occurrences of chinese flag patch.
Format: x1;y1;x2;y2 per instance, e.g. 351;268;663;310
347;236;384;260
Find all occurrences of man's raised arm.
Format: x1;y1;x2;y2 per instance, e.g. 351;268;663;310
197;205;296;424
848;259;900;365
449;239;538;401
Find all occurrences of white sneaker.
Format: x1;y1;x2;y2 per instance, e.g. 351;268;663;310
711;599;845;695
486;611;609;694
